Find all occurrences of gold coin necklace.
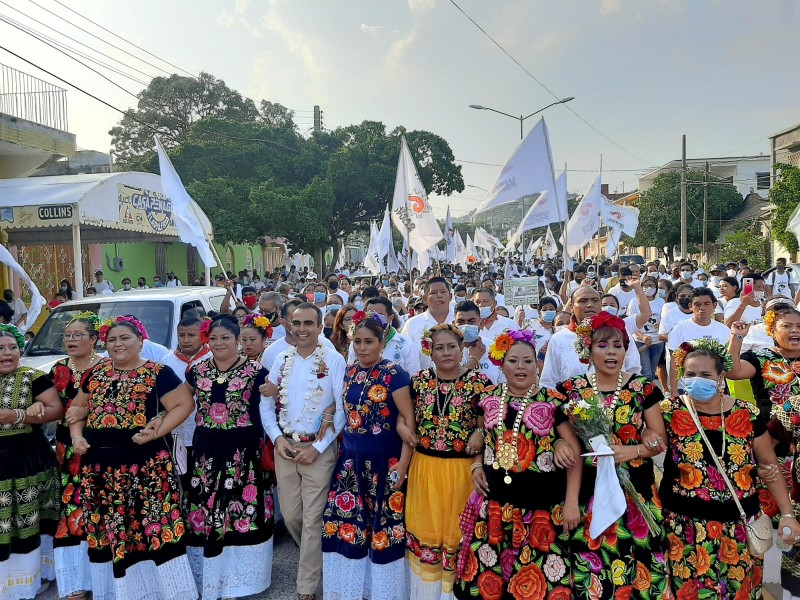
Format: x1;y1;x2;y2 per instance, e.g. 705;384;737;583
588;370;625;422
492;383;536;484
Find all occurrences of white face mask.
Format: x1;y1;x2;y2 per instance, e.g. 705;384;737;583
727;269;737;277
554;324;568;332
643;286;657;297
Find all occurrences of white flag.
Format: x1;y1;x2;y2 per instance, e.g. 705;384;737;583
444;206;456;262
154;136;217;267
543;225;558;258
391;136;443;254
476;118;559;213
787;202;800;245
364;221;381;275
335;241;345;270
454;229;468;268
466;233;477;263
566;176;602;257
555;169;568;216
600;196;639;238
376;206;393;265
474;227;504;251
605;228;622;257
0;246;45;334
505;189;568;250
528;236;544;255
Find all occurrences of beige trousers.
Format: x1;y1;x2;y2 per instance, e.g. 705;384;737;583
275;441;338;595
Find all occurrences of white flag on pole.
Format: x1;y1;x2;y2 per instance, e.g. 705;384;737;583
0;246;45;334
543;225;559;258
605;228;622;257
364;221;381;275
566;176;602;257
154;136;217;267
787;202;800;245
475;118;560;214
504;188;568;250
528;236;544;255
375;206;394;267
466;233;477;263
600;196;639;238
556;169;568;212
444;206;456;262
454;229;468;268
391;136;443;254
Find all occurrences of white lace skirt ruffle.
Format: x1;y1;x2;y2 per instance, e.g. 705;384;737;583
54;540;91;597
87;553;198;600
0;535;54;600
409;570;455;600
186;539;273;600
323;553;408;600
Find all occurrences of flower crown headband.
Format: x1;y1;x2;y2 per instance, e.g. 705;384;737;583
489;329;536;365
243;314;274;339
573;312;629;364
349;310;388;338
199;317;213;344
98;315;149;343
70;310;100;330
421;323;463;356
673;338;733;379
0;323;26;349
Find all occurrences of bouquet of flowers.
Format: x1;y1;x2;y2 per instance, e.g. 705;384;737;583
569;389;661;536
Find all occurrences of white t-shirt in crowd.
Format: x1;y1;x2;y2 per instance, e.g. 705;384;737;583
628;297;665;343
723;297;764;325
461;335;502;385
607;285;637;317
666;318;731;352
658;304;692;339
765;270;798;298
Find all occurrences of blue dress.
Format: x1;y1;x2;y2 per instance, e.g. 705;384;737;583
322;359;411;564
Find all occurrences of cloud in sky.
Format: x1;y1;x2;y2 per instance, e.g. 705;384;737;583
360;23;385;35
600;0;621;15
408;0;436;14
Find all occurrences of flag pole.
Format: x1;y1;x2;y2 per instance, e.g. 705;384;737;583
559;162;569;269
596;155;603;291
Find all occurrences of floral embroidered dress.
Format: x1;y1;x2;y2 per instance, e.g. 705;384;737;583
555;374;669;600
406;368;490;599
741;348;800;423
321;359;411;600
659;397;766;599
183;358;273;600
79;358;197;600
50;360;92;598
0;367;59;600
454;384;573;600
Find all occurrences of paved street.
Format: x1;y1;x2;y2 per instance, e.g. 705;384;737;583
41;524;309;600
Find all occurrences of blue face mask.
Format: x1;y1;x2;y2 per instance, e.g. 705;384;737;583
681;271;693;280
314;292;326;303
602;306;619;316
683;376;719;402
354;299;364;311
657;289;668;299
541;310;557;323
458;324;480;344
479;306;493;319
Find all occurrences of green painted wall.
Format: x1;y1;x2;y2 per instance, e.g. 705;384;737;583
97;241;264;287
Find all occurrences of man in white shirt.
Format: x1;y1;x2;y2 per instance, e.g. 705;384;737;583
676;262;703;288
346;297;420;376
92;270;115;294
540;286;641;388
766;258;799;299
260;303;345;600
400;277;455;370
261;299;336;373
257;291;286;345
2;289;27;329
326;273;349;304
473;287;520;341
606;267;637;317
454;300;501;383
481;277;506;307
165;271;182;287
667;288;731;394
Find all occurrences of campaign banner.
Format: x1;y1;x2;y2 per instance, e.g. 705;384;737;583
507;276;540;307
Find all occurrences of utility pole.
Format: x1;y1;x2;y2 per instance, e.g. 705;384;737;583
680;135;687;260
313;105;321;133
702;161;709;262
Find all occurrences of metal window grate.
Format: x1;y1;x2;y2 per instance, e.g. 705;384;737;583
0;63;68;131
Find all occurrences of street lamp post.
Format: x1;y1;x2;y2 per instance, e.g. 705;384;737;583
469;97;575;268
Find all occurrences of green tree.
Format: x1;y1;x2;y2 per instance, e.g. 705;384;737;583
632;170;743;262
109;73;260;168
719;221;769;271
769;163;800;253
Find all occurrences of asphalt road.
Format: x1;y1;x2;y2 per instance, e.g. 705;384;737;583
41;523;309;599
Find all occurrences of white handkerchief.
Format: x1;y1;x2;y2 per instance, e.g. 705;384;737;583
588;435;627;539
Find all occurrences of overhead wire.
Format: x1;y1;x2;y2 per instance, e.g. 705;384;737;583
448;0;657;167
49;0;196;78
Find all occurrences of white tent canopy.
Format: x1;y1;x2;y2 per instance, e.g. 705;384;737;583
0;172;214;297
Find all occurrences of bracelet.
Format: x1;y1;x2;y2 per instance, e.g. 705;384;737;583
470;462;483;473
71;435;85;444
13;408;25;425
636;445;642;458
782;513;796;519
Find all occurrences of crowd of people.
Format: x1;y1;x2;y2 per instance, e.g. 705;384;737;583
4;254;800;600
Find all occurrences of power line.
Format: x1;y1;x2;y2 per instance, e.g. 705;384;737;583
0;14;141;99
0;0;158;80
26;0;176;78
448;0;657;167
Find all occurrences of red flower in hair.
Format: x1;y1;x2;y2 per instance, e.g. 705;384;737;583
199;318;212;345
590;311;626;332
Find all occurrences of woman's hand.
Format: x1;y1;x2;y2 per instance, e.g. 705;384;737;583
759;463;781;483
64;404;88;424
315;409;336;438
554;439;577;469
779;516;800;546
132;428;160;445
611;444;641;465
397;421;420;447
73;436;90;455
27;401;45;418
389;460;409;491
641;429;666;454
730;321;750;338
465;430;485;456
471;464;489;496
562;502;580;535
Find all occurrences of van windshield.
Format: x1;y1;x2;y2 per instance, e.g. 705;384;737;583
26;301;174;356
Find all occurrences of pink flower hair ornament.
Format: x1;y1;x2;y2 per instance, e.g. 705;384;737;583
98;315;149;343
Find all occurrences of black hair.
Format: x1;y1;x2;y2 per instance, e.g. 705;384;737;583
293;302;323;325
365;296;393;316
353;318;385;340
601;294;619;308
750;273;764;283
539;296;558;310
241;319;267;339
209;314;240;337
691;287;717;303
70;316;99;338
362;286;380;300
178;317;202;328
620;267;632;277
241;286;256;295
684;348;724;376
720;276;739;290
281;298;303;320
680;262;693;270
60;280;74;296
453;284;467;293
455;299;480;315
424;276;451;293
474;287;496;299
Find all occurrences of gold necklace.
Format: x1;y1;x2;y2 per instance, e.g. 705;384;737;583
68;352;98;378
588;370;626;422
492;383;536;484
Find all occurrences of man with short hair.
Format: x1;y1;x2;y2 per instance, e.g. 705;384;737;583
326;273;348;304
766;258;798;299
2;289;27;328
93;269;114;294
118;277;132;292
152;275;165;289
260;303;345;600
257;291;286;343
667;288;731;394
606;267;637;317
166;271;182;287
472;287;519;340
287;265;300;286
401;277;454;370
677;262;703;288
454;300;500;383
540;286;641;388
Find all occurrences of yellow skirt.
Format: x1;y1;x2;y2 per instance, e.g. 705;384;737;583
405;452;474;593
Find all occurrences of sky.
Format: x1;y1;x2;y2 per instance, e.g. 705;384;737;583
2;0;799;220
